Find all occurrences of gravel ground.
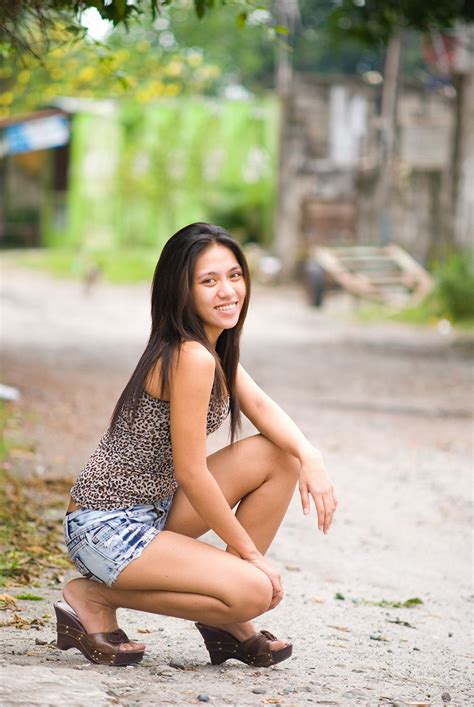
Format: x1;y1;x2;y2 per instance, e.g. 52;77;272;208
0;264;473;707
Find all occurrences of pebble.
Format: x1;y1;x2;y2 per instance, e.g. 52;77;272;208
197;695;210;702
441;693;451;703
252;687;266;694
342;689;367;698
35;638;49;646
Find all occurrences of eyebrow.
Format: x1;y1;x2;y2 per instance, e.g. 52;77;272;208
198;266;241;278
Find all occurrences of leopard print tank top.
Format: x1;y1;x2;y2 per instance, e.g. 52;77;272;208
70;390;230;511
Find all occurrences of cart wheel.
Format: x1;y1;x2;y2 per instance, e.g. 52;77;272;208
304;262;326;307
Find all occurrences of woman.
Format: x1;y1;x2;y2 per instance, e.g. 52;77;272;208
56;222;338;668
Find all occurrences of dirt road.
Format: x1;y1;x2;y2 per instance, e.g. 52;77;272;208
1;264;472;706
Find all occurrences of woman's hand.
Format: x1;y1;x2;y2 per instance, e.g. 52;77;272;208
299;449;337;534
243;552;284;610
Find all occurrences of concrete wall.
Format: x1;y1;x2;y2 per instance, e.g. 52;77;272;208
275;72;464;277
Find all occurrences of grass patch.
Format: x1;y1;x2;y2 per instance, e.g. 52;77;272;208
356;292;474;331
3;248;159;284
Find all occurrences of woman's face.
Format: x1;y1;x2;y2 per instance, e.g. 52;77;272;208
191;243;247;345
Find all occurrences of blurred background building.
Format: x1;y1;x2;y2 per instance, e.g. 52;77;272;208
0;3;472;287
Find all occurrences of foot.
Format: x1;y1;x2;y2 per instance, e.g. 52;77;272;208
214;620;289;652
63;578;145;653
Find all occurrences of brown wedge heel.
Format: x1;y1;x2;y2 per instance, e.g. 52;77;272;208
54;600;144;666
195;623;293;667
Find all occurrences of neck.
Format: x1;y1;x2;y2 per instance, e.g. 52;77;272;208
204;326;223;350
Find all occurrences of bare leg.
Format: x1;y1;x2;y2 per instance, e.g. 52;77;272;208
63;435;298;652
63;529;273;652
165;434;299;648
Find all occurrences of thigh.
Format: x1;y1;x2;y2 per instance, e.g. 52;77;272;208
164;433;280;538
113;528;269;604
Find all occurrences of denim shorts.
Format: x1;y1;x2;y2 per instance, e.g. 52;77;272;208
63;495;174;587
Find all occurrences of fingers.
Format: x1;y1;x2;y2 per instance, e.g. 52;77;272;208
299;484;310;516
248;558;283;610
269;579;283;610
307;485;338;533
314;494;326;532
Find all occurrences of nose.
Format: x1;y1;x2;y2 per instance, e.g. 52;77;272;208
217;279;237;299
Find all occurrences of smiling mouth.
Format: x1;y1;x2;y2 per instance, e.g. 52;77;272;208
214;301;238;312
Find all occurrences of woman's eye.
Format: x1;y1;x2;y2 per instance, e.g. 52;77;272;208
231;272;242;279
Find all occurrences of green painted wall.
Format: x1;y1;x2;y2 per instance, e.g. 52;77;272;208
56;97;278;252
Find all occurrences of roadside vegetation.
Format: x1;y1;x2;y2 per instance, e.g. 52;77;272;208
0;401;71;589
3;248;158;284
356;250;474;330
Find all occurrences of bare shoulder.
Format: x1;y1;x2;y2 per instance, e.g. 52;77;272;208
178;341;215;369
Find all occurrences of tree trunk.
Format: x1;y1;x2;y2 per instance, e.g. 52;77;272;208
376;30;402;245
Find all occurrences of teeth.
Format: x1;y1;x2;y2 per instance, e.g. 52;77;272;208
215;302;237;311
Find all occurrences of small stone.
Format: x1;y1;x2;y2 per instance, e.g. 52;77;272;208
35;638;48;646
197;695;210;702
448;632;453;637
412;646;421;651
342;689;366;699
252;688;266;694
441;692;451;703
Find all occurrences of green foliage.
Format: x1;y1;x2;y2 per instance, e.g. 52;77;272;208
0;0;264;58
0;19;221;119
326;0;474;47
356;250;474;327
434;249;474;320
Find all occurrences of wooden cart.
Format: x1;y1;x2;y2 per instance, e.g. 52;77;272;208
304;244;434;307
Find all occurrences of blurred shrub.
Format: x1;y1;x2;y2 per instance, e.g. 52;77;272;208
206;188;271;244
356;249;474;328
434;249;474;320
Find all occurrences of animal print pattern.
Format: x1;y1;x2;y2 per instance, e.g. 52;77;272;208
70;390;230;511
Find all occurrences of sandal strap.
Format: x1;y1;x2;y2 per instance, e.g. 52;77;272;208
57;623;132;650
239;631;277;659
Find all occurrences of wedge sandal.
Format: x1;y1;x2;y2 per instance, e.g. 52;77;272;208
195;623;293;667
54;600;144;666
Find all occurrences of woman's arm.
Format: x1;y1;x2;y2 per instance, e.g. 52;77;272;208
170;343;260;559
169;344;285;607
236;364;338;534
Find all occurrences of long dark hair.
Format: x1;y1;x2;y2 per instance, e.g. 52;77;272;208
109;222;251;444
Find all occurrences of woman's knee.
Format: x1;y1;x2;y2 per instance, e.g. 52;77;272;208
227;567;273;623
257;434;300;482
